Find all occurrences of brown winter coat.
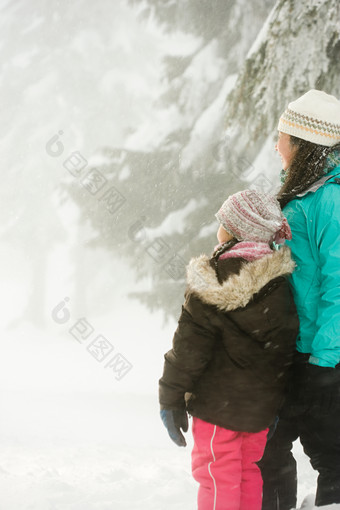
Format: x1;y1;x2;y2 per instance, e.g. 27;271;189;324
159;246;299;432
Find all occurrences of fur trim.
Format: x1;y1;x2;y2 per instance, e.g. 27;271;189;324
186;246;295;311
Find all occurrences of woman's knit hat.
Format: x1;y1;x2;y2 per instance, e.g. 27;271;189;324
278;89;340;147
215;189;292;244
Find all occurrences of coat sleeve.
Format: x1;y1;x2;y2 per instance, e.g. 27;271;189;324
308;184;340;367
159;293;219;410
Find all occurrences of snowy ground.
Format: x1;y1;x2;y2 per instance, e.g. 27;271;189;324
1;319;337;510
0;256;334;510
0;389;322;510
0;390;197;510
0;302;198;510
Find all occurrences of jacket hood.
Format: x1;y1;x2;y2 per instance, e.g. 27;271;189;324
186;245;295;312
297;164;340;197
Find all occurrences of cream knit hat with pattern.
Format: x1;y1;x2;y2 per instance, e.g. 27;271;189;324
278;89;340;147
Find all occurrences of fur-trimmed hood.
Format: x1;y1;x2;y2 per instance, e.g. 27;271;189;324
186;245;295;312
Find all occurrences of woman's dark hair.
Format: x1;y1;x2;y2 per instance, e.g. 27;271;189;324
277;137;340;208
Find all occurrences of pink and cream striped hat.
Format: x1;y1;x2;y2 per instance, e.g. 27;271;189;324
215;189;292;244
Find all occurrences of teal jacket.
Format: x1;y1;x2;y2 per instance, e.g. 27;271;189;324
283;163;340;367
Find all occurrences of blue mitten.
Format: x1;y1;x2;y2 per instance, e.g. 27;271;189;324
160;409;188;447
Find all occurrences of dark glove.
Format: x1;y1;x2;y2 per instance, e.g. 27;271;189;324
160;409;188;447
300;363;340;413
267;416;279;441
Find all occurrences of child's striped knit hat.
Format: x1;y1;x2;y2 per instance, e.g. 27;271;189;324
215;189;292;244
278;89;340;147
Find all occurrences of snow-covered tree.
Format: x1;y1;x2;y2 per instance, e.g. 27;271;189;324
224;0;340;187
69;0;275;319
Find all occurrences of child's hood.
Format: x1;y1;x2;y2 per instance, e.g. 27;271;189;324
186;245;295;312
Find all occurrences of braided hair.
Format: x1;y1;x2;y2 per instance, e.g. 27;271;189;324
211;238;238;264
277;138;340;208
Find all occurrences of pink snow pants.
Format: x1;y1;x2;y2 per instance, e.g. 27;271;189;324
191;417;268;510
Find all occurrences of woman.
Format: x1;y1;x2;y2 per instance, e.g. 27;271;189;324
260;89;340;509
159;189;298;510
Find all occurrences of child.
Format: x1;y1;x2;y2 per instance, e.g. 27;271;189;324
159;189;299;510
